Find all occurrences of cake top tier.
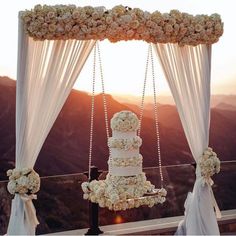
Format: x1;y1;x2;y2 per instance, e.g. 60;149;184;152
111;110;139;132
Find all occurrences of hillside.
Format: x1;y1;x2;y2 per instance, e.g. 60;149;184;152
0;76;236;180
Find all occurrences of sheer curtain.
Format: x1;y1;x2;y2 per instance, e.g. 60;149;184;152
7;19;95;235
153;43;220;235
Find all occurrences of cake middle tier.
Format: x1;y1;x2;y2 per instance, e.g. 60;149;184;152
108;134;142;151
108;154;143;177
110;148;139;159
108;165;142;176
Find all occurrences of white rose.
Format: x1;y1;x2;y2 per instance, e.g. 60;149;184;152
119;192;126;201
17;176;29;187
160;197;166;204
99;200;105;208
134;200;140;208
106;16;113;24
90;195;96;202
14;183;24;194
121;202;128;210
7;169;13;177
148;198;155;207
12;169;21;179
204;150;212;156
89;180;98;190
18;186;28;194
9;175;15;181
28;172;40;193
160;188;167;196
7;181;16;194
110;193;119;203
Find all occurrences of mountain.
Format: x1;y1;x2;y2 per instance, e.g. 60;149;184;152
0;76;15;87
115;94;236;108
215;102;236;111
0;77;16;179
211;95;236;108
114;94;175;105
0;76;236;180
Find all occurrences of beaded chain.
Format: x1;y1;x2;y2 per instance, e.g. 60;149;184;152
138;44;164;187
97;42;112;174
88;41;110;180
97;43;110;142
88;42;96;180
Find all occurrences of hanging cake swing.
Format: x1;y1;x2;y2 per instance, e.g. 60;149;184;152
81;42;167;211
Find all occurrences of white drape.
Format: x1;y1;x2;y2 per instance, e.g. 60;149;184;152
7;18;95;235
153;43;220;235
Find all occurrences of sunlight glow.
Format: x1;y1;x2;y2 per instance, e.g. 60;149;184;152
75;40;170;96
0;0;235;95
114;215;124;224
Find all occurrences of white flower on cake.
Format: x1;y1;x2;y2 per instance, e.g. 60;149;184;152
111;111;139;132
108;136;142;150
199;147;220;185
109;155;143;167
7;168;40;195
81;182;90;193
81;172;167;211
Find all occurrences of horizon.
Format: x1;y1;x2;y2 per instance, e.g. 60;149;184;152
0;0;236;96
1;75;236;98
1;76;236;110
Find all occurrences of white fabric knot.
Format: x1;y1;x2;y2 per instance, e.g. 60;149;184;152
200;176;214;187
20;194;37;202
20;194;39;227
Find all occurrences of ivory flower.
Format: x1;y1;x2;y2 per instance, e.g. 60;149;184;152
81;172;167;211
21;4;223;46
199;147;220;183
7;168;40;195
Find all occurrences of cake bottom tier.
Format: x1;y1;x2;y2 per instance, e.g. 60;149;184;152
81;172;167;211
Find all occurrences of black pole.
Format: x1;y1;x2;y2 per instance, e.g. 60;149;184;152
85;166;103;235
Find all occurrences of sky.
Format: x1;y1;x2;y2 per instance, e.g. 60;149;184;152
0;0;235;96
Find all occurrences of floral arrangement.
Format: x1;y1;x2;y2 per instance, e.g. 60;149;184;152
20;5;223;45
111;111;139;132
108;155;143;167
7;168;40;195
108;136;142;150
199;147;220;184
81;173;167;210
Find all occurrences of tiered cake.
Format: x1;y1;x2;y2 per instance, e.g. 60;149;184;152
108;110;143;177
81;110;167;211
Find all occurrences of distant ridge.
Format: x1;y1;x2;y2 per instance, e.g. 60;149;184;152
0;76;236;180
0;76;15;87
215;102;236;111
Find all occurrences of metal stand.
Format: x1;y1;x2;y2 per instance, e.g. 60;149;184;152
84;166;103;235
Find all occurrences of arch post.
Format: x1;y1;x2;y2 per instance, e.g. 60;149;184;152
84;166;103;235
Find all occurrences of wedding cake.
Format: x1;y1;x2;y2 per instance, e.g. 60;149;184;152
108;110;143;177
82;110;167;211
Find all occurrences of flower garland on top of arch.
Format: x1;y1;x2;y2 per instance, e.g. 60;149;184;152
21;4;223;46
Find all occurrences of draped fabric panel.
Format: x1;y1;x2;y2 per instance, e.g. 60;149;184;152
7;18;95;235
153;43;220;235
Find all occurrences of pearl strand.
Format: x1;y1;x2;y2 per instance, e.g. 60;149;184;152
88;43;97;180
150;44;164;187
96;42;112;175
97;42;110;142
138;45;150;137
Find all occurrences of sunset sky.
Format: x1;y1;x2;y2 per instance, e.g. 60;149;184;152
0;0;235;95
